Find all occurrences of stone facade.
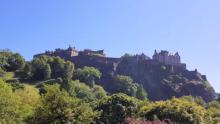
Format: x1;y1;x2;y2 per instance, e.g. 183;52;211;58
79;49;105;56
153;50;186;69
34;46;105;58
34;47;186;70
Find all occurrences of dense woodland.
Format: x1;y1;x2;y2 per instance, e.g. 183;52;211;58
0;50;220;124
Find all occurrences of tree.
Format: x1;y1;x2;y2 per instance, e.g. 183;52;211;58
23;62;32;79
179;95;206;106
14;85;40;122
113;75;138;97
0;52;25;71
140;97;212;124
7;53;25;71
136;85;148;100
31;56;74;81
92;85;107;99
73;66;102;87
62;61;74;79
44;64;51;79
49;57;74;80
49;57;65;78
66;80;106;104
0;51;12;70
31;56;48;80
28;84;98;124
0;67;6;77
96;93;139;124
207;101;220;124
0;79;30;123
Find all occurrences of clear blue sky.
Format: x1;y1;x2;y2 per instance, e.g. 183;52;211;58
0;0;219;92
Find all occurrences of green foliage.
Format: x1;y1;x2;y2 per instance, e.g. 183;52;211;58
22;62;32;79
207;101;220;124
7;53;25;71
96;93;139;124
180;95;206;106
136;85;148;100
0;51;13;70
32;56;50;80
92;85;107;99
0;67;6;77
31;56;74;81
15;85;40;121
49;57;74;79
28;84;99;124
0;51;25;71
140;97;212;124
0;79;30;123
66;80;107;104
113;75;138;97
44;64;51;79
73;66;101;87
62;61;75;79
0;72;15;83
0;50;218;124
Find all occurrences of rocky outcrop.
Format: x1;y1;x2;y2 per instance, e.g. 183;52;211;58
34;51;216;102
116;57;216;102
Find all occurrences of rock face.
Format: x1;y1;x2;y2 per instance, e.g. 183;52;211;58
116;57;215;102
34;48;216;102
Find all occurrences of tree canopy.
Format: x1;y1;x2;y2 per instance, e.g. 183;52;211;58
73;66;102;87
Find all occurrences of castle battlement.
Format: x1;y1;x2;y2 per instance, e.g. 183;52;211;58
34;46;105;59
152;50;186;69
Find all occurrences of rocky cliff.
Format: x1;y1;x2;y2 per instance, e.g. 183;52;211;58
35;51;216;102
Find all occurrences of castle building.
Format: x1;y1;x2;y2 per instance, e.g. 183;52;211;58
79;49;105;57
153;50;186;69
34;46;105;58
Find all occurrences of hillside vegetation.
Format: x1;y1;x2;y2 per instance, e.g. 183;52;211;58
0;50;220;124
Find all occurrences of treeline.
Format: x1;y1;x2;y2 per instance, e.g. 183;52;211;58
0;51;220;124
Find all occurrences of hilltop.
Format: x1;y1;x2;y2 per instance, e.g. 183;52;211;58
1;47;220;123
34;46;216;102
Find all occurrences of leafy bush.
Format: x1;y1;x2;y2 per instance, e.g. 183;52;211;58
0;79;30;123
73;66;101;87
140;98;212;124
96;93;139;124
27;84;99;124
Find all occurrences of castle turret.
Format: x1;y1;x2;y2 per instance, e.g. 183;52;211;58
152;50;186;69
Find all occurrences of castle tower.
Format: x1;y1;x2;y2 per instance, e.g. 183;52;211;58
67;45;78;57
153;50;183;66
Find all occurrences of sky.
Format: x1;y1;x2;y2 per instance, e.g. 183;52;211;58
0;0;219;92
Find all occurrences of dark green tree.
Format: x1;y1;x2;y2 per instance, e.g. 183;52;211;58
23;62;32;79
140;97;212;124
207;101;220;124
73;66;101;87
0;79;30;123
31;56;48;80
31;56;74;81
113;75;138;97
62;61;74;79
0;51;12;70
136;85;148;100
66;80;106;104
44;64;51;79
28;84;99;124
96;93;138;124
7;53;25;71
0;52;25;71
49;57;65;78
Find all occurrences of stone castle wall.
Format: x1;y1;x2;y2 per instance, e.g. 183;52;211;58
152;50;186;69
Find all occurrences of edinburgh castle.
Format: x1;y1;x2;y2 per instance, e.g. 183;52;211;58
34;46;186;70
